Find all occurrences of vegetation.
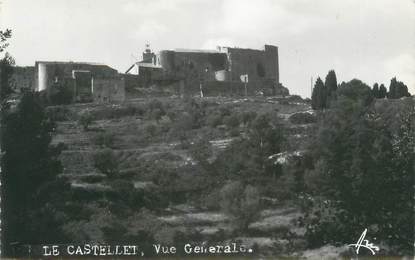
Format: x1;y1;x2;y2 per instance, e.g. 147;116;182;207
78;112;93;130
0;29;14;102
312;70;411;111
1;92;69;254
387;77;411;99
93;148;119;178
301;79;414;255
311;77;327;110
219;181;261;230
2;39;413;258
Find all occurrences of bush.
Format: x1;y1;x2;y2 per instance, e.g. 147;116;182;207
93;149;119;178
202;189;222;210
286;95;304;103
288;112;316;124
302;96;414;254
224;114;240;129
78;112;93;131
49;85;73;105
219;181;261;230
46;106;72;121
92;132;117;148
107;179;135;204
240;111;257;126
145;124;158;137
206;113;223;128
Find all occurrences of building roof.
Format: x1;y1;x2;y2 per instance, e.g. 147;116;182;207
173;48;221;53
35;61;107;65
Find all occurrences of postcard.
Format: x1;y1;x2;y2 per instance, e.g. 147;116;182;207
0;0;414;258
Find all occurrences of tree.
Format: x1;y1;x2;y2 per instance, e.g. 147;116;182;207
219;181;261;230
324;70;337;106
388;77;410;99
337;79;373;106
78;112;93;131
0;29;14;101
214;113;285;181
372;83;379;98
93;148;119;178
0;29;12;52
311;77;327;110
1;92;65;255
379;84;387;98
303;94;414;254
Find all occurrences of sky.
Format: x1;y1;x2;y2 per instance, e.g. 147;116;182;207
1;0;414;98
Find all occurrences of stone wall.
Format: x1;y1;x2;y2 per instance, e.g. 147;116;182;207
34;61;119;92
93;78;125;103
158;50;228;81
224;45;278;84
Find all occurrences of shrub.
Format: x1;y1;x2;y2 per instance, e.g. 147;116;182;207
93;149;118;178
92;132;117;148
145;124;158;137
288;112;316;124
206;113;223;128
149;108;164;122
46;106;72;121
202;189;222;210
78;112;93;131
240;111;257;126
108;179;135;204
224;114;240;129
219;181;261;230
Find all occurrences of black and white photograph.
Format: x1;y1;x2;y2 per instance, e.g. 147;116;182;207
0;0;414;258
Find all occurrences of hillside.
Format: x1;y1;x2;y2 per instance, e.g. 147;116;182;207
47;95;318;256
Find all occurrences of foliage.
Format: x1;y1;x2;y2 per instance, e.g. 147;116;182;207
145;99;166;121
214;113;285;181
378;84;387;98
302;92;414;254
92;131;117;148
240;111;257;126
224;114;240;129
0;29;12;52
49;84;73;105
337;79;373;106
1;53;15;100
388;77;411;99
93;148;119;178
311;77;327;110
1;92;66;254
219;181;261;230
78;112;93;130
324;70;337;106
46;106;73;121
289;112;316;124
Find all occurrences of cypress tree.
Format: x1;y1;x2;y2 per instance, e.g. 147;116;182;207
311;77;326;110
372;83;379;98
325;70;338;107
379;84;387;98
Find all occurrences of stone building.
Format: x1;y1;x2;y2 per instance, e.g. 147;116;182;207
34;61;125;103
129;44;285;96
